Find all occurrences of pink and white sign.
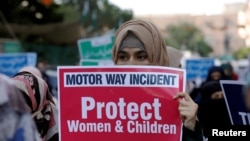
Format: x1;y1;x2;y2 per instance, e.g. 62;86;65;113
58;66;186;141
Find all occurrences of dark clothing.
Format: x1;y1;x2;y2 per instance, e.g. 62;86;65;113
205;66;228;82
221;62;239;80
182;121;203;141
198;81;231;138
41;71;53;92
190;66;229;103
48;133;59;141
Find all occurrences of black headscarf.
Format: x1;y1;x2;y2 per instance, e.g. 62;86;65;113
190;66;228;101
198;81;231;138
205;66;228;82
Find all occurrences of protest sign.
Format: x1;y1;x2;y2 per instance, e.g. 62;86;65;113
220;80;250;125
77;34;114;60
58;66;185;141
0;53;37;77
185;58;214;81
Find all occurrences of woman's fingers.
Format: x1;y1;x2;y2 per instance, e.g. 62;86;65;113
173;92;192;101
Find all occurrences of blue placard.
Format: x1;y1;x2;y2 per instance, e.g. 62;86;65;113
185;58;214;81
0;53;37;77
220;80;249;125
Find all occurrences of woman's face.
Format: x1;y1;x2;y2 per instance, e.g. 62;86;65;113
211;91;224;100
116;47;150;65
210;71;222;81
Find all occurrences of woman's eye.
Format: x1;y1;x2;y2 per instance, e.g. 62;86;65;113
118;55;128;61
137;55;147;60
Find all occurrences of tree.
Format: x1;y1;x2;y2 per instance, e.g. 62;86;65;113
0;0;63;24
0;0;65;43
165;22;212;57
61;0;133;36
0;0;133;43
233;47;250;60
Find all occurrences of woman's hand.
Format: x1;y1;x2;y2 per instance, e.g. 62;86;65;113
173;92;198;131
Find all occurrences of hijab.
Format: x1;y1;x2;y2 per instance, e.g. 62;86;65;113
19;66;42;78
198;81;231;137
120;32;145;50
12;71;58;141
166;46;183;68
112;19;169;66
205;66;228;82
0;73;40;141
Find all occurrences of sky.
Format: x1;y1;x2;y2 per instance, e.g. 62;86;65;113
109;0;248;15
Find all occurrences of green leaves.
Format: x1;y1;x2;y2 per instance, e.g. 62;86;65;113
233;47;250;60
165;22;212;57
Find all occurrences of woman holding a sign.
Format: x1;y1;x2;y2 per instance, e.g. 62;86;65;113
112;19;203;141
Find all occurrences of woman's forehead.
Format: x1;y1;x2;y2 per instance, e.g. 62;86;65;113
119;32;145;50
119;47;146;52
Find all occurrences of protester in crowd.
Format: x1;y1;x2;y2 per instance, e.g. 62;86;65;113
204;66;228;82
220;62;238;80
37;59;53;93
112;19;203;141
190;66;228;103
18;66;58;106
37;59;48;74
198;80;231;139
11;71;59;141
0;73;40;141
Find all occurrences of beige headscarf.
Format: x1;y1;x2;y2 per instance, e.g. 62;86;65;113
19;66;42;78
166;46;183;68
112;19;169;66
12;72;58;141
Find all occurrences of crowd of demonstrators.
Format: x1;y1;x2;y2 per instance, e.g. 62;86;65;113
1;18;248;141
163;37;249;141
183;56;250;140
1;19;204;141
112;19;203;141
164;46;239;140
190;66;229;104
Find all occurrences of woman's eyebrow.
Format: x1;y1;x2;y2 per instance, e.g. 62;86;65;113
117;50;127;54
135;50;147;55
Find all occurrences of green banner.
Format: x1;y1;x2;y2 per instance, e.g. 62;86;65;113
3;41;22;53
77;34;114;60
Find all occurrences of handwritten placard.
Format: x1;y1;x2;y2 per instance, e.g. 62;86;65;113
0;53;37;77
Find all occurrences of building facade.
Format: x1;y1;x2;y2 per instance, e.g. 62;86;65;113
135;3;246;56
